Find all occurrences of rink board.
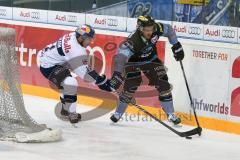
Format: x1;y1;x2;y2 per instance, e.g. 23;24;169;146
0;19;240;135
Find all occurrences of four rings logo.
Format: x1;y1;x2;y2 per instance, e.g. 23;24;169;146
222;30;236;38
188;26;201;35
0;9;7;17
31;12;40;19
107;18;118;27
67;15;77;23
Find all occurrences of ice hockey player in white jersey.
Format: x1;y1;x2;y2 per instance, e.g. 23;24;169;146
102;15;185;125
38;24;111;124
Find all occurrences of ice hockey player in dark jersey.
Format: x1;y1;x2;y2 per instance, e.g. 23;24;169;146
102;15;185;125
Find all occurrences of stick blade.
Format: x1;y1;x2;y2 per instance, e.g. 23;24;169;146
180;127;202;137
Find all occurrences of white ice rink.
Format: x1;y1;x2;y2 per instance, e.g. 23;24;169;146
0;95;240;160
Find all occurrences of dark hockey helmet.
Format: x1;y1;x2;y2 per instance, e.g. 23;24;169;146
137;15;155;29
75;24;95;39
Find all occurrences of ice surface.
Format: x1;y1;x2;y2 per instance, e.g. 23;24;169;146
0;95;239;160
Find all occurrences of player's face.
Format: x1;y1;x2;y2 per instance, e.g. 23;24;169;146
82;37;93;47
78;37;93;48
142;25;154;40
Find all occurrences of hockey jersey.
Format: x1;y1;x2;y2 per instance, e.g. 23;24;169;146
38;32;89;79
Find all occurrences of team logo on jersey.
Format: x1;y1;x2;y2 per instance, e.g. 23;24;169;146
64;34;71;53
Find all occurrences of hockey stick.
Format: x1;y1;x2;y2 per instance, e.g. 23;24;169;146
129;101;202;138
115;92;201;137
180;61;202;136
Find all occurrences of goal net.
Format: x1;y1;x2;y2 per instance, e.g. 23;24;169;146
0;27;62;143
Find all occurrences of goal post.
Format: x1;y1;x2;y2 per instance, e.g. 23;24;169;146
0;27;62;143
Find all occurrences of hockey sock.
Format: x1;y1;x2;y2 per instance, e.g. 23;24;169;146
114;101;128;118
160;100;175;116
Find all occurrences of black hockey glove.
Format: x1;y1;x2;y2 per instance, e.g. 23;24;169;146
95;75;113;92
88;69;112;92
109;71;124;91
172;42;184;61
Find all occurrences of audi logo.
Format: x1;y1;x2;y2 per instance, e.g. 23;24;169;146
222;30;236;38
188;27;201;35
107;18;118;27
67;15;77;23
30;12;40;19
0;9;7;16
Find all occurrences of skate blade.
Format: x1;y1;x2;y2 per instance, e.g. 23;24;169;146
173;124;182;128
165;120;182;128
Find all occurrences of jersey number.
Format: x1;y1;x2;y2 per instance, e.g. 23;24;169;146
44;43;56;52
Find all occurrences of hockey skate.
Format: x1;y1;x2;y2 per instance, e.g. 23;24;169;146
168;114;181;125
68;112;82;124
55;102;81;124
110;113;122;123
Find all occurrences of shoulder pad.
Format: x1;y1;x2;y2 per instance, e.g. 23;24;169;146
119;39;134;51
123;40;134;51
